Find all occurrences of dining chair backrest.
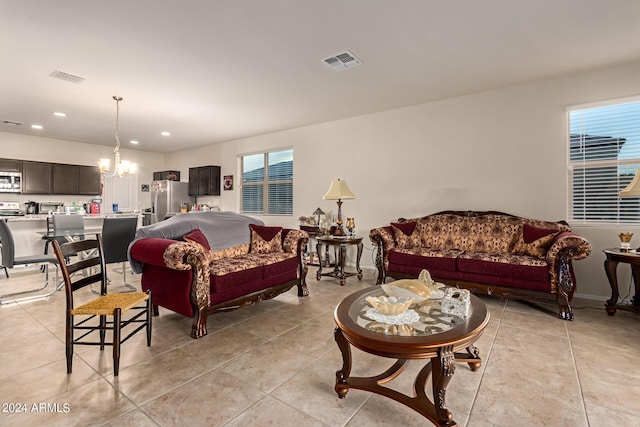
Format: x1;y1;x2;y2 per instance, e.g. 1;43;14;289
52;214;85;235
0;220;16;268
53;235;107;304
101;217;138;264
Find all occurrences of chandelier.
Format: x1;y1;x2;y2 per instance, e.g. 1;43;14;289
99;96;137;178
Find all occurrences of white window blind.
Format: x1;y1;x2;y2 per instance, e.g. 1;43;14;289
569;100;640;224
241;149;293;215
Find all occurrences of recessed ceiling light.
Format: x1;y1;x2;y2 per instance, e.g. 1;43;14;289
130;140;139;145
31;124;43;129
161;131;170;136
53;112;66;117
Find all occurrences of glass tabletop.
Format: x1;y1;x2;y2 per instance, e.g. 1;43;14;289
346;286;468;337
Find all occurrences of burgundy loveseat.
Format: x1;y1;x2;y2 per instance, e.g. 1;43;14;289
128;212;309;338
369;211;591;320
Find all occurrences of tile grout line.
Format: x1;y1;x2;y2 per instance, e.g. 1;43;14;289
464;300;505;427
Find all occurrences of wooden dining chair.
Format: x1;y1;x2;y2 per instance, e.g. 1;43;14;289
52;234;152;376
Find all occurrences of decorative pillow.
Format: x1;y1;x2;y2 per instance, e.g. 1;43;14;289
249;224;283;254
513;224;558;258
181;228;211;250
391;221;422;249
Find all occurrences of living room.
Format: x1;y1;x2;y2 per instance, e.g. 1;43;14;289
2;1;640;426
4;59;640;300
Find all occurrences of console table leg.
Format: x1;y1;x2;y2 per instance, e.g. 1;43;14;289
339;243;347;286
604;258;619;316
315;241;323;280
356;242;363;280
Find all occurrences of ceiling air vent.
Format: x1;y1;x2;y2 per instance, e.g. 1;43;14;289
1;120;23;126
323;50;363;71
49;69;85;84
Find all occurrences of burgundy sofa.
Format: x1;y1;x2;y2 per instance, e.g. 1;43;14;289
128;212;309;338
369;211;591;320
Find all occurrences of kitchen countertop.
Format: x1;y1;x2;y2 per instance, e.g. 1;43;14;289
4;213;141;221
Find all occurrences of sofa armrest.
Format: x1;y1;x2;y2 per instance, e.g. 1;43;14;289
130;237;212;325
369;226;396;251
545;232;592;298
369;226;396;284
546;232;592;264
129;237;209;270
283;229;309;254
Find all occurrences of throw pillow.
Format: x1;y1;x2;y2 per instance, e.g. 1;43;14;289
513;224;558;258
391;221;422;249
249;224;283;254
182;228;211;250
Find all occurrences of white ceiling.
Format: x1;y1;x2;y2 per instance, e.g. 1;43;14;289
2;0;640;153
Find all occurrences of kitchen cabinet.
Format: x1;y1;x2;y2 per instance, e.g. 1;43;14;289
52;163;78;194
0;158;22;172
77;165;101;195
52;164;100;195
22;161;101;195
22;161;52;194
189;165;220;196
153;170;180;181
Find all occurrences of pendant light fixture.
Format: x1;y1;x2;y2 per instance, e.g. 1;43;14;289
99;96;137;178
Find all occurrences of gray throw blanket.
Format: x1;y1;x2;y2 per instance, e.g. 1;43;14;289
128;211;264;273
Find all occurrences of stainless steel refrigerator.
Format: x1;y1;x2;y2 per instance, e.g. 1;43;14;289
151;180;193;223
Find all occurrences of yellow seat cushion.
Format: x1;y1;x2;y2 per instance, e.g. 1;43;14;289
71;292;149;316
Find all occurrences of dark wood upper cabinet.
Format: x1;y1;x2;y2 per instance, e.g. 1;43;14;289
52;164;79;194
77;165;101;195
0;158;22;172
21;161;100;195
189;165;220;196
22;161;52;194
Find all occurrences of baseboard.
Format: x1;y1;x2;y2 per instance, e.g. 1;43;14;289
573;292;608;302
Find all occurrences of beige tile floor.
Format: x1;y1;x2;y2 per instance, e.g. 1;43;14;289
1;264;640;426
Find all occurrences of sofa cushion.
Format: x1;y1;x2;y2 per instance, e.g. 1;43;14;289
391;221;422;249
209;253;297;295
417;214;520;253
457;252;549;282
211;270;264;297
513;224;558;258
388;248;463;272
181;228;211;250
210;243;250;261
249;224;283;254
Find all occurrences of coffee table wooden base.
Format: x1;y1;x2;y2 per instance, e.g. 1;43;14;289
334;327;481;427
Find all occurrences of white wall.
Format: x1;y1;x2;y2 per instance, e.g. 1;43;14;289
168;59;640;300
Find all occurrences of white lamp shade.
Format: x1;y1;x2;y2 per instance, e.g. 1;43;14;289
323;179;356;200
620;169;640;197
99;158;110;172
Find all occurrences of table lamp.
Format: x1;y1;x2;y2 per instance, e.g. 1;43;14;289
619;169;640;197
323;178;356;236
618;168;640;250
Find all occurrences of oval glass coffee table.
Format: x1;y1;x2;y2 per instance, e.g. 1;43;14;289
333;286;489;426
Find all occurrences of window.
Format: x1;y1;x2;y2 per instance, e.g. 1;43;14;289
568;99;640;224
241;149;293;215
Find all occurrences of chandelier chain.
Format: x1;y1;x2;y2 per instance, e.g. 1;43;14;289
100;95;135;178
113;95;122;153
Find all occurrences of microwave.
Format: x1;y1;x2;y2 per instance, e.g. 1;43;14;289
0;172;21;193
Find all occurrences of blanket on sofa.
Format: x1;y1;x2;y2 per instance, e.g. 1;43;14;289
128;211;263;273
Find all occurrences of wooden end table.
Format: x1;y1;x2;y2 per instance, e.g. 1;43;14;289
334;286;489;426
316;235;363;285
603;248;640;315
